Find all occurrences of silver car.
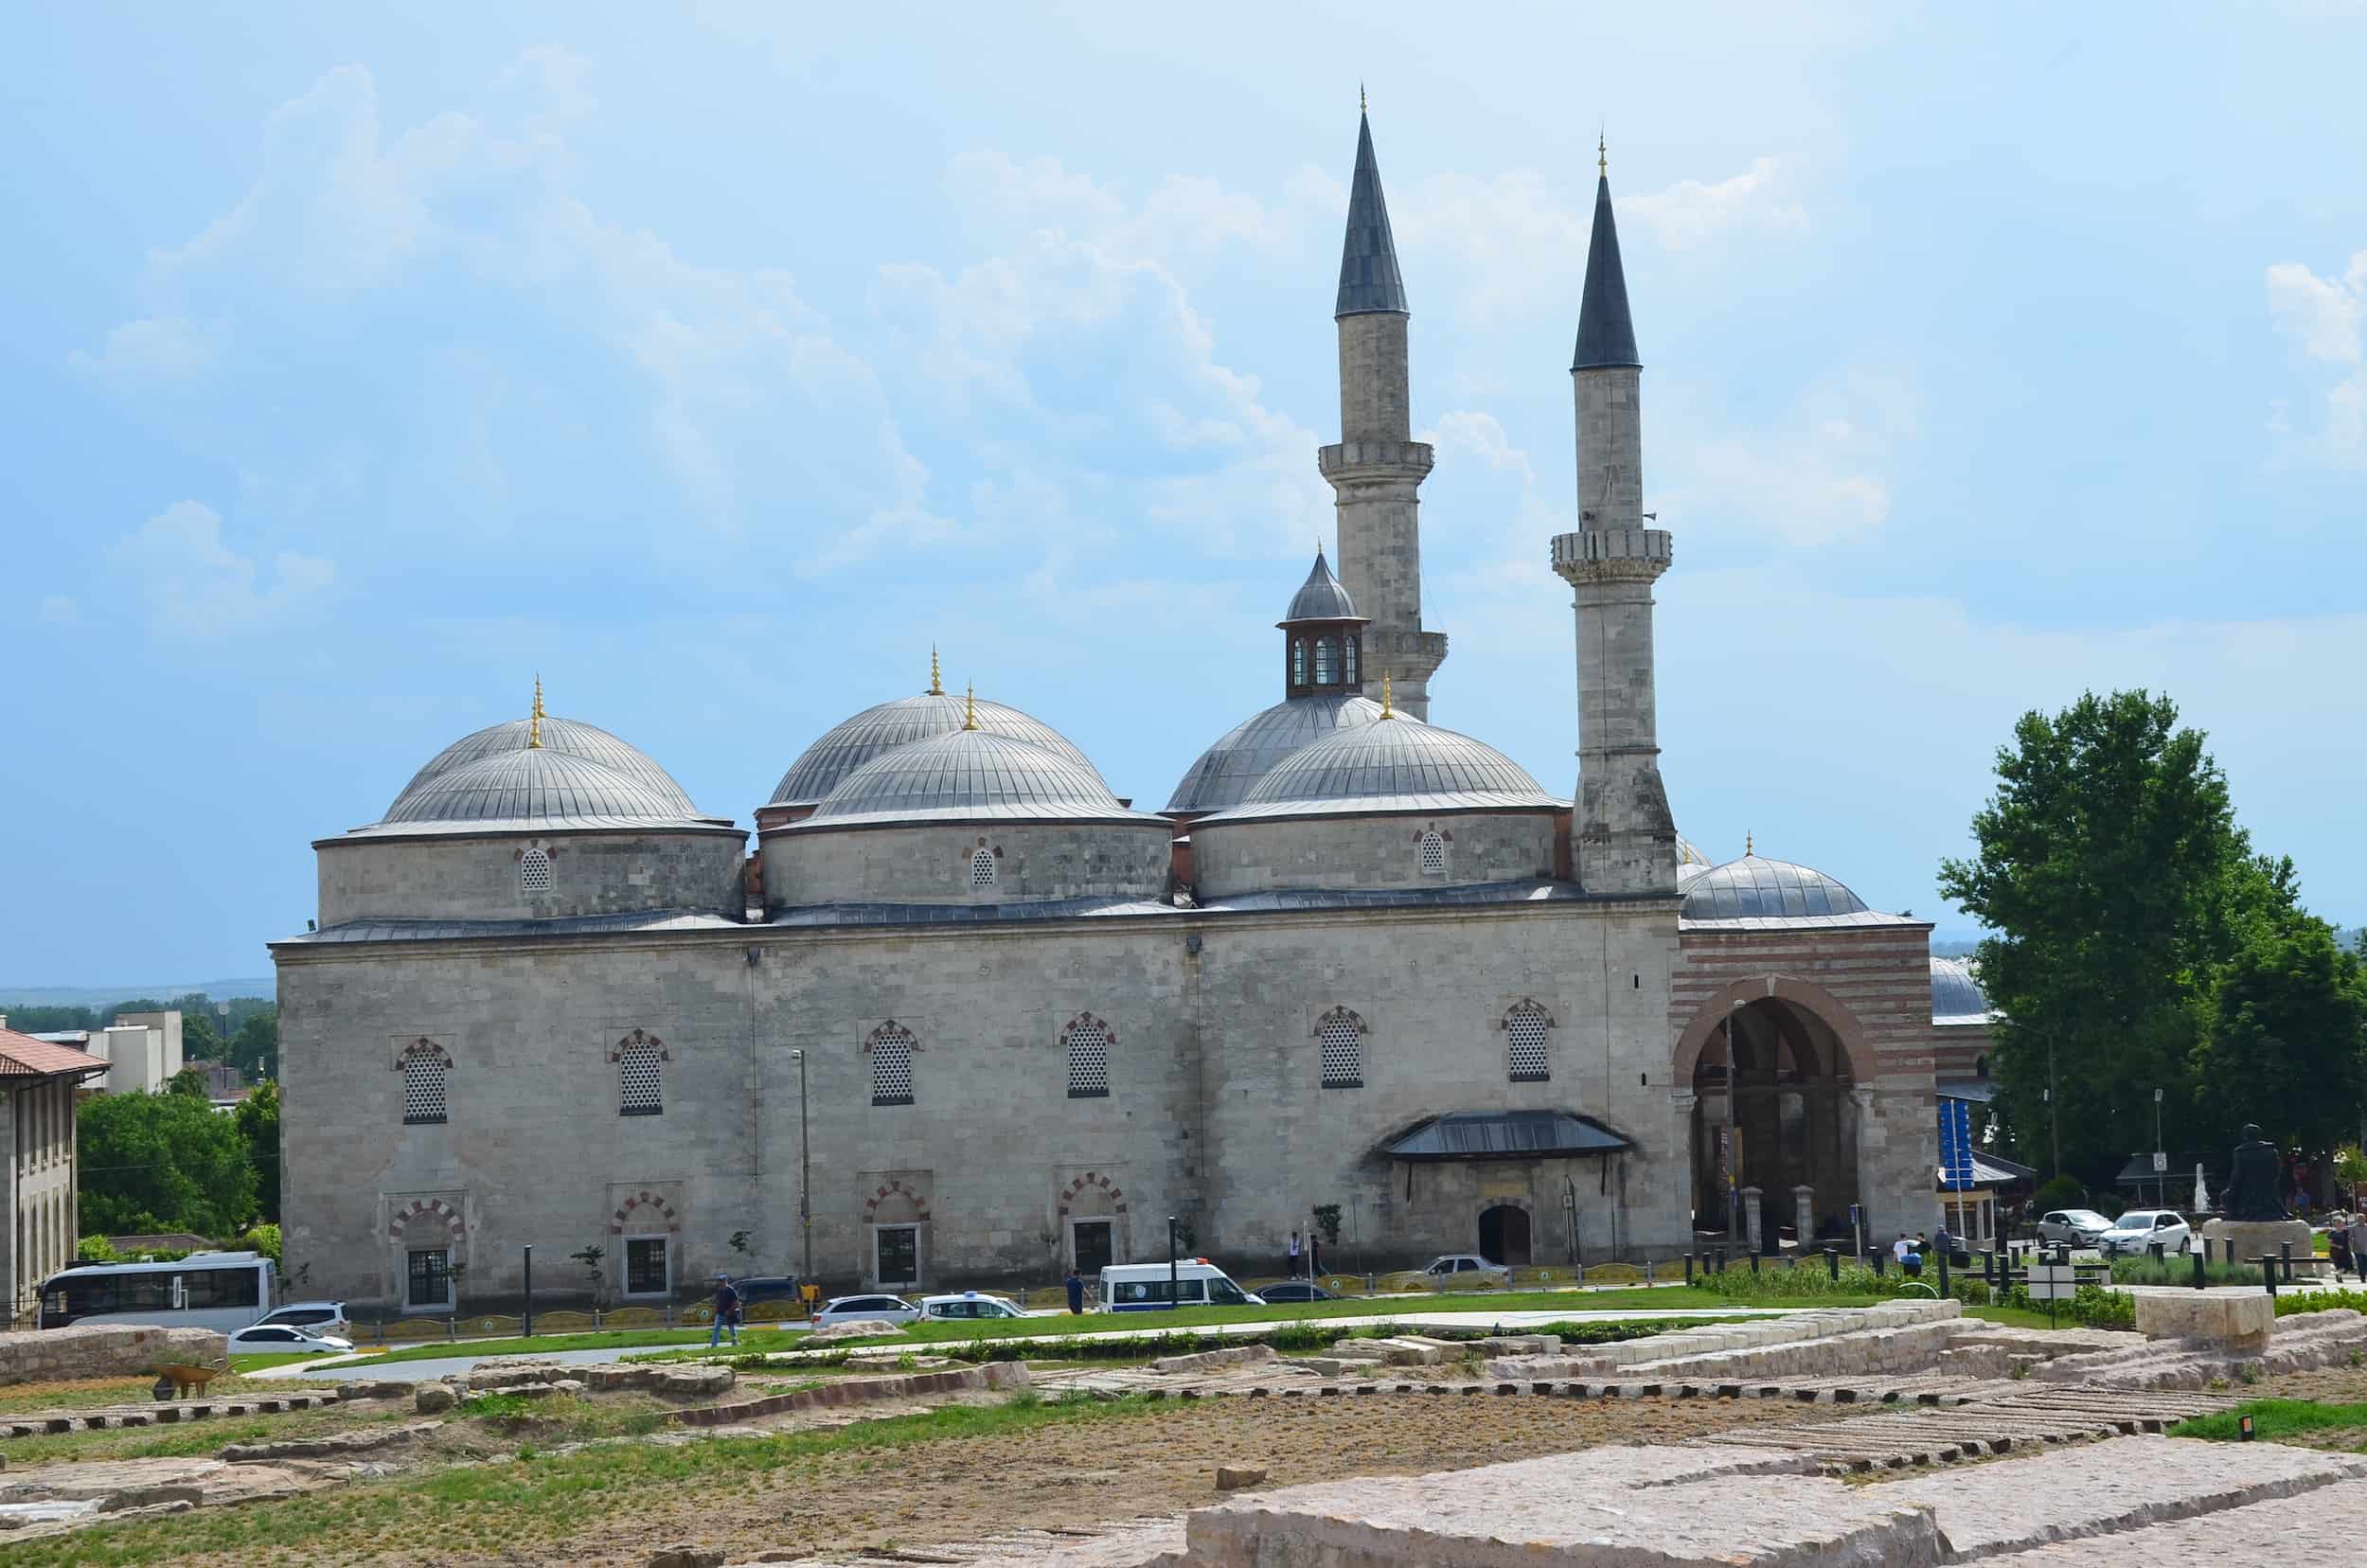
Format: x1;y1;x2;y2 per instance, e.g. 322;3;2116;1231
2036;1209;2112;1247
811;1292;918;1328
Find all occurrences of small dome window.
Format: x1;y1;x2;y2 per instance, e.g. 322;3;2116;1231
520;847;552;894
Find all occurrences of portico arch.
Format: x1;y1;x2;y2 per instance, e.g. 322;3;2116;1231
1678;978;1869;1244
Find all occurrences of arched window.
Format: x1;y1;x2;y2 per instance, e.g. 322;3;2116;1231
520;846;552;894
1315;1007;1364;1089
400;1043;449;1125
970;847;998;888
1504;1003;1553;1082
1064;1014;1112;1098
618;1031;664;1116
1314;638;1339;684
1344;637;1360;685
1291;640;1308;686
1419;830;1448;877
869;1023;916;1106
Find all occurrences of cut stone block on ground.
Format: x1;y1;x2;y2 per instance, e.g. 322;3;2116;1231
1975;1473;2367;1564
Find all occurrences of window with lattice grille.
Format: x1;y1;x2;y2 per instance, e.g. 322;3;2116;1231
1291;640;1307;685
1314;638;1338;684
1318;1014;1362;1088
520;846;552;894
871;1025;915;1106
1419;831;1448;876
402;1055;448;1124
619;1038;663;1116
1506;1007;1552;1082
1344;637;1360;685
970;848;997;888
1066;1018;1111;1098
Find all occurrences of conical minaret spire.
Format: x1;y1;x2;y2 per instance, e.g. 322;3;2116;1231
1553;139;1676;896
1320;99;1446;720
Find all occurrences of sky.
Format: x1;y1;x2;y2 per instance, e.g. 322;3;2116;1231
5;3;2363;986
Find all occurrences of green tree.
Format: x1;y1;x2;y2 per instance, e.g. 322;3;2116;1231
228;1007;278;1080
181;1010;223;1061
165;1066;207;1096
232;1078;282;1224
78;1090;259;1238
1938;690;2247;1186
2193;902;2367;1156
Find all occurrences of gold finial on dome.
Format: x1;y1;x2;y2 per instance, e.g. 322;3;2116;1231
527;674;544;749
1379;668;1395;720
928;644;944;697
962;682;979;731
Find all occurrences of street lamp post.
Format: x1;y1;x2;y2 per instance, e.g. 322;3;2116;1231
790;1049;812;1284
2154;1086;2165;1208
2047;1033;2060;1181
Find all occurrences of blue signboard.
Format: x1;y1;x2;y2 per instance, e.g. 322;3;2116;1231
1938;1099;1977;1191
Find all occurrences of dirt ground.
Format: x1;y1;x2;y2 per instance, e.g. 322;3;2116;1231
577;1393;1854;1567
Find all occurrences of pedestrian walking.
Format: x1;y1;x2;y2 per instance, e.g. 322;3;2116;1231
1892;1233;1912;1266
1901;1239;1924;1279
709;1274;741;1348
2348;1212;2367;1284
1308;1231;1323;1280
1064;1268;1085;1314
2330;1217;2354;1278
1288;1229;1303;1278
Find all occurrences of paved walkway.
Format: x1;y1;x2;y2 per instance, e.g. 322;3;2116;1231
254;1301;1795;1384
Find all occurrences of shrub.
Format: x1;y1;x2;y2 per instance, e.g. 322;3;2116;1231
2109;1256;2258;1287
2032;1174;2086;1214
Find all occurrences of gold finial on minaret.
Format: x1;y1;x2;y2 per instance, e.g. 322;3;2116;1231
1379;668;1395;720
1598;130;1608;177
527;674;544;749
928;644;944;696
1745;831;1753;857
962;682;979;731
1360;80;1367;115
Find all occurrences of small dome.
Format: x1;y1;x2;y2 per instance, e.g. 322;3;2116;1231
393;714;699;818
1681;854;1871;922
1166;693;1384;814
769;693;1103;809
1281;546;1362;623
1207;716;1559;820
369;749;708;832
800;729;1148;829
1931;955;1994;1024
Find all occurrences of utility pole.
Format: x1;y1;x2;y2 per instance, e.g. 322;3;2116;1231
2047;1034;2060;1180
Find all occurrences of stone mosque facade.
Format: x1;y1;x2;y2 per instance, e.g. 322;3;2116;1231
276;118;1948;1313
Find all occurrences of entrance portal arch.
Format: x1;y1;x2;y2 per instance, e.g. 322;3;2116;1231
1478;1203;1532;1267
1682;989;1864;1245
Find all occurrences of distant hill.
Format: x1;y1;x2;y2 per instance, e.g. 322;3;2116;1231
0;976;276;1007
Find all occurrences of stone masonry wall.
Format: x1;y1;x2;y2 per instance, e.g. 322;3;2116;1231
764;819;1171;909
0;1324;227;1385
318;829;747;924
1190;811;1558;899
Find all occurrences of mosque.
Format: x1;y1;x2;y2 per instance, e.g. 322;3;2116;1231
275;116;1954;1313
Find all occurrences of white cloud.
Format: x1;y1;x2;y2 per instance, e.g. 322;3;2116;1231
67;315;222;383
2266;249;2367;467
1653;372;1916;548
108;501;333;635
1626;157;1808;251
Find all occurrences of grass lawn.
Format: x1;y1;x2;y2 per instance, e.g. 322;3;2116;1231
357;1324;797;1366
229;1348;383;1374
0;1390;1158;1567
1960;1302;2073;1330
2171;1399;2367;1443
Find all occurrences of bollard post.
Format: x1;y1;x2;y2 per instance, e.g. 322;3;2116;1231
2192;1246;2206;1291
2262;1255;2278;1297
1937;1243;1949;1297
1750;1251;1760;1276
1873;1249;1886;1277
1645;1258;1655;1285
523;1243;534;1340
1685;1252;1695;1287
2281;1241;2294;1285
1826;1247;1841;1282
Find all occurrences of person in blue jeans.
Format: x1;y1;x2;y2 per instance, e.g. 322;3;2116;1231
709;1274;741;1347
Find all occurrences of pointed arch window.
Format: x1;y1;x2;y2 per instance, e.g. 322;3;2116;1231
1504;1002;1554;1083
970;847;998;888
1314;1007;1365;1089
1064;1013;1112;1098
1418;830;1448;877
520;847;552;894
615;1029;666;1116
1314;638;1339;685
869;1022;916;1106
398;1040;450;1125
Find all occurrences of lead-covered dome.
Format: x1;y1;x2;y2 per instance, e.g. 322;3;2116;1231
798;729;1151;829
361;749;715;835
1282;547;1363;623
393;711;698;818
1166;694;1384;814
768;692;1104;810
1931;955;1995;1025
1680;854;1872;922
1207;716;1560;821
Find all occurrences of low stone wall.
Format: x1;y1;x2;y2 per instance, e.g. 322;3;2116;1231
1151;1345;1278;1375
0;1325;228;1387
1486;1301;1960;1382
673;1360;1030;1428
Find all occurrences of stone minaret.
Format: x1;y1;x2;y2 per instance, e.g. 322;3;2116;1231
1552;146;1677;895
1320;106;1446;720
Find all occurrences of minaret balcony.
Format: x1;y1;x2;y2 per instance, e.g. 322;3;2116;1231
1551;527;1672;585
1317;439;1433;480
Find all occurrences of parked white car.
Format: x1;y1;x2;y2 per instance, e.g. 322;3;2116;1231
919;1292;1025;1322
249;1300;351;1338
227;1323;354;1354
1419;1254;1511;1286
2036;1210;2113;1248
2098;1209;2192;1256
811;1293;919;1328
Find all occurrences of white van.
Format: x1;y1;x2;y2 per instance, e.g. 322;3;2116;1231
1098;1260;1262;1312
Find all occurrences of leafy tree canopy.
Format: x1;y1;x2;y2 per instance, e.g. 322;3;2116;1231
233;1078;281;1224
78;1089;259;1238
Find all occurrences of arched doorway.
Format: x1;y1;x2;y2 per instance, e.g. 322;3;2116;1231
1478;1203;1532;1266
1688;997;1860;1244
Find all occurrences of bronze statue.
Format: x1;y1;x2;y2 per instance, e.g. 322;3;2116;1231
2221;1123;2288;1222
